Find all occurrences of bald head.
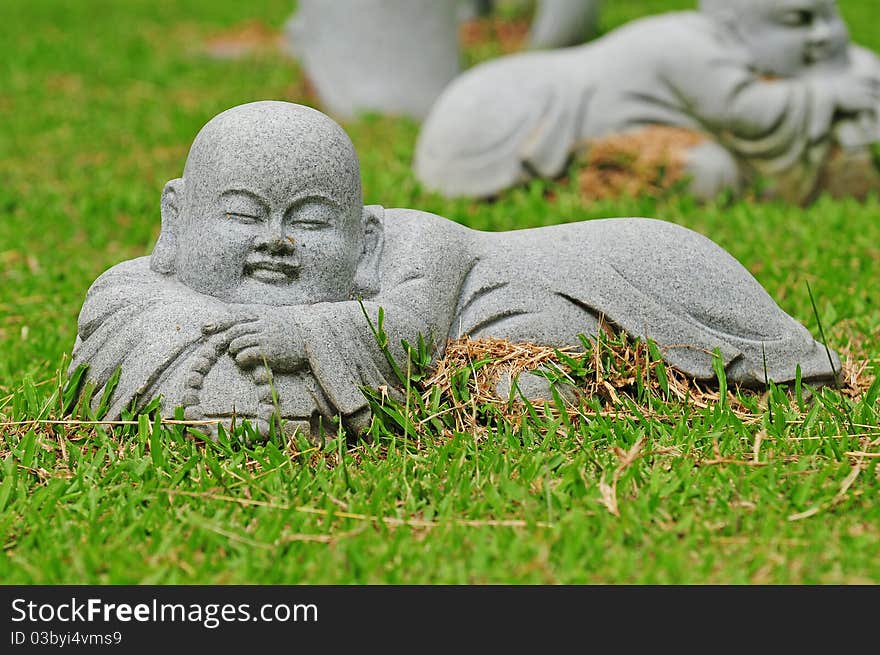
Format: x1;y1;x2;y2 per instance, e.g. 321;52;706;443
183;101;362;214
699;0;847;76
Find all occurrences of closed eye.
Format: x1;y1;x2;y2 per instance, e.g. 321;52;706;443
226;211;263;225
284;196;340;229
780;10;813;27
293;219;331;230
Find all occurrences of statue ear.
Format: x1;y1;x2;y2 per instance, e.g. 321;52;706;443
352;205;385;298
150;178;184;275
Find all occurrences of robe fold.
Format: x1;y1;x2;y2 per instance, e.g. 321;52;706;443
457;217;838;384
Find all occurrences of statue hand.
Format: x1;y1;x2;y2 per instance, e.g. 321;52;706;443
834;111;880;148
222;313;307;372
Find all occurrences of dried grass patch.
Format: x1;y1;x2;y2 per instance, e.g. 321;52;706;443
420;334;872;437
578;126;707;200
459;16;531;54
203;21;281;60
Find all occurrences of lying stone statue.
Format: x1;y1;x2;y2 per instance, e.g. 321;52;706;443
71;101;839;440
415;0;880;202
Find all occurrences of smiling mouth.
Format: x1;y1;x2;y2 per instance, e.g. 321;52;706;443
244;259;300;284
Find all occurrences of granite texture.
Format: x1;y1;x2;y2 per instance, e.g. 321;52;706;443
285;0;460;120
415;0;880;202
72;101;840;442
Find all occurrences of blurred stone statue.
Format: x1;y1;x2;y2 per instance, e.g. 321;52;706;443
285;0;601;121
461;0;601;48
415;0;880;203
285;0;461;121
71;102;839;441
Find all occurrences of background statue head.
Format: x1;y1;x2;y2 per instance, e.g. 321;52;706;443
700;0;849;76
151;101;383;306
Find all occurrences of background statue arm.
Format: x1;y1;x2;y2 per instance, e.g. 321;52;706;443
669;55;836;152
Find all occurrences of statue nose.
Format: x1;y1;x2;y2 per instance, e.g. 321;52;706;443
255;219;295;255
809;19;832;46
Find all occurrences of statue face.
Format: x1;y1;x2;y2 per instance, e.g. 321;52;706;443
729;0;849;76
159;102;367;306
173;170;362;306
175;178;361;307
168;107;365;306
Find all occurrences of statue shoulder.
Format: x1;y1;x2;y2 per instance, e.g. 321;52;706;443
375;208;477;287
848;44;880;76
87;256;157;294
380;207;475;246
615;11;737;66
602;11;712;45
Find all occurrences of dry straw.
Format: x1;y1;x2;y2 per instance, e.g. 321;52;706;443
419;333;872;439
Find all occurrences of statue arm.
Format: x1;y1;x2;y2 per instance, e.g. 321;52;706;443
282;215;471;422
662;62;839;201
847;43;880;79
668;57;835;148
217;293;446;435
656;26;837;152
288;298;442;428
722;77;836;144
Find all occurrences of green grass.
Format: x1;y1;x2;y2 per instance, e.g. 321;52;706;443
1;0;879;584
